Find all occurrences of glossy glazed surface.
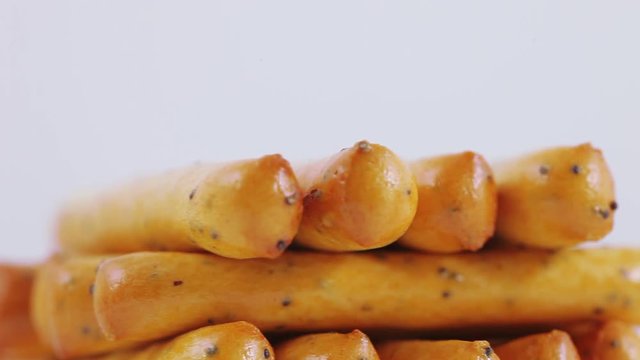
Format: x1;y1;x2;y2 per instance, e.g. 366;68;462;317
91;322;273;360
401;151;497;253
495;330;579;360
495;143;615;248
378;340;499;360
94;249;640;343
276;330;379;360
31;256;140;359
294;140;417;251
58;154;303;259
572;321;640;360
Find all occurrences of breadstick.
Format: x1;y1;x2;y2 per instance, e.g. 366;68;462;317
494;330;580;360
294;140;417;251
0;264;52;359
400;151;497;253
495;143;615;248
93;249;640;343
88;322;273;360
31;256;140;359
58;154;303;259
377;340;499;360
276;330;379;360
571;321;640;360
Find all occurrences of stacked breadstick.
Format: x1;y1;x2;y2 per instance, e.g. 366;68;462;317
2;140;636;360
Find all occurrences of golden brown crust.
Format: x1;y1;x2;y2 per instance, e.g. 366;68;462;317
88;322;273;360
400;151;497;253
377;340;499;360
58;154;303;259
571;321;640;360
0;264;52;359
495;330;580;360
94;249;640;343
31;257;141;359
495;143;615;248
294;140;417;251
276;330;379;360
0;264;34;344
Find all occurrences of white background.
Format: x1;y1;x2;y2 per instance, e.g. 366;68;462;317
1;1;638;262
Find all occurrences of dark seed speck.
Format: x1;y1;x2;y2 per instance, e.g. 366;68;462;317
594;206;611;220
593;306;605;315
442;290;452;299
189;188;197;200
281;296;292;307
539;165;549;175
610;340;620;348
374;252;388;260
610;201;618;211
207;318;215;325
309;189;322;199
264;348;271;358
205;345;218;356
173;280;183;286
437;267;464;282
211;231;219;240
484;346;493;357
571;164;581;174
276;240;288;251
304;189;322;205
